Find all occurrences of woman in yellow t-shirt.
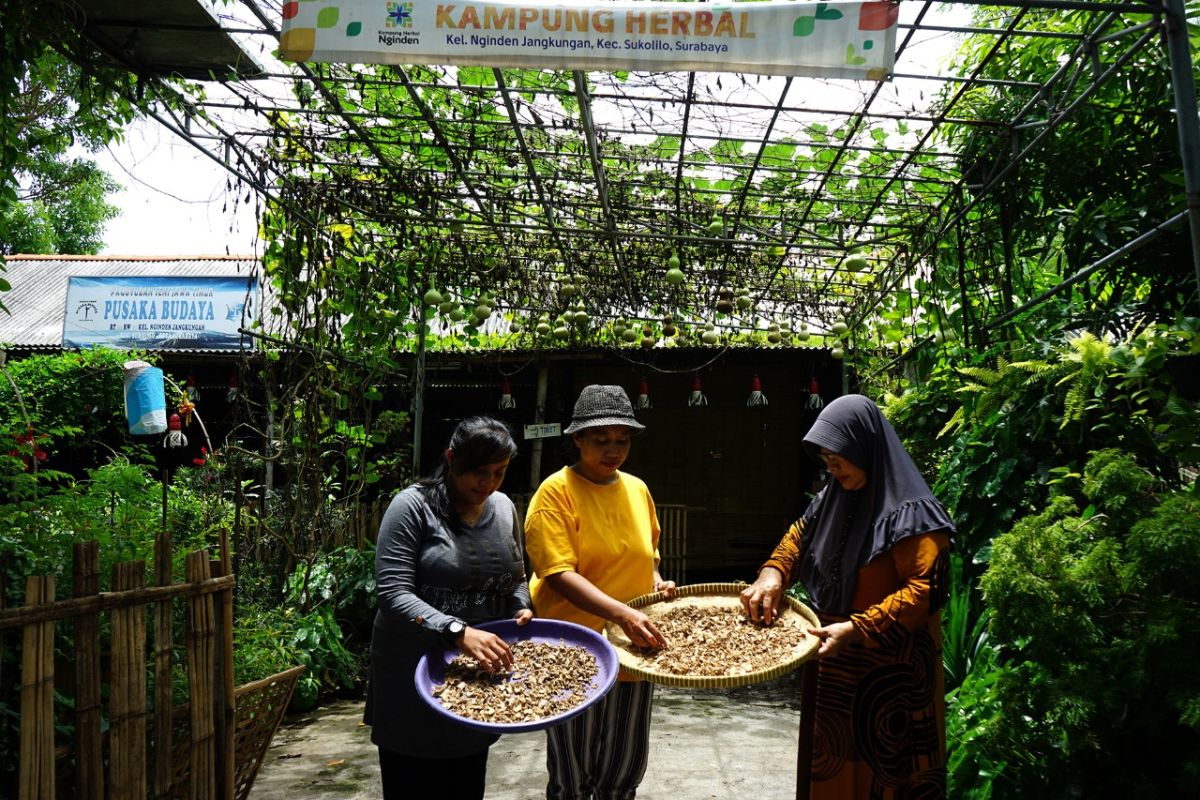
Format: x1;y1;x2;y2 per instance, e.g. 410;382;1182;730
525;384;676;800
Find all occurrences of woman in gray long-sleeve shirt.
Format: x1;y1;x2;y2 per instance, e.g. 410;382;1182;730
364;416;532;799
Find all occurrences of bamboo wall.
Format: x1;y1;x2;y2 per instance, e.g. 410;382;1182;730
0;538;238;800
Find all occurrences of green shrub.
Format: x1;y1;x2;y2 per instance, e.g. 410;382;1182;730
0;349;138;478
980;450;1200;797
263;545;376;711
284;543;377;644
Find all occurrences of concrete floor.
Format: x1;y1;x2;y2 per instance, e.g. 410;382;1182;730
250;673;805;800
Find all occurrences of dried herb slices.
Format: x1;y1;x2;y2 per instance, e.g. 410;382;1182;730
605;582;820;688
415;618;620;733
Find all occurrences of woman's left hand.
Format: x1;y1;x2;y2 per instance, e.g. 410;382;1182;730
514;608;534;625
460;627;515;673
653;579;676;599
807;621;863;658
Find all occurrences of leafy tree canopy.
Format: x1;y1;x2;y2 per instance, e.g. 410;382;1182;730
0;8;143;258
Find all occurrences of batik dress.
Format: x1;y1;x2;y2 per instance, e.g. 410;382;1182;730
765;520;952;800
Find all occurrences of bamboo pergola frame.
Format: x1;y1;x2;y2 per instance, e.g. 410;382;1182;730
64;0;1200;353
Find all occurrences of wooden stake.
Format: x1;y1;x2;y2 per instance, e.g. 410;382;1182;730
211;556;236;800
109;561;147;800
18;575;55;800
153;534;174;799
73;542;103;800
186;551;216;800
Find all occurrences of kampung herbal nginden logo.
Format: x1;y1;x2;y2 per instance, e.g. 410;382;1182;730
387;1;415;27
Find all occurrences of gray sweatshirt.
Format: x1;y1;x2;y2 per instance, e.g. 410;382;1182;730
364;484;530;756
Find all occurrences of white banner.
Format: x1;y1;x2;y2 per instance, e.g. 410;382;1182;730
63;276;259;351
280;0;898;79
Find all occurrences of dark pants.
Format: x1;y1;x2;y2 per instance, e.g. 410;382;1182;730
378;746;489;800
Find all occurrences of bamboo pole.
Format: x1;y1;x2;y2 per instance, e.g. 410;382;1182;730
211;552;236;800
0;574;234;630
18;575;55;800
153;534;174;799
109;561;147;800
186;551;216;800
73;542;103;800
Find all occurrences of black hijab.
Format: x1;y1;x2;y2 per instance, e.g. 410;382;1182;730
795;394;955;616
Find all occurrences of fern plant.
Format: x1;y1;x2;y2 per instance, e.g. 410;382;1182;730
1056;331;1113;428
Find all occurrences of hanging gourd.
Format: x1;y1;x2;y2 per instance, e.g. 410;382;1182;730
666;252;685;286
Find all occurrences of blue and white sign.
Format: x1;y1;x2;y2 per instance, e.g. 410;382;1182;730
63;276;259;350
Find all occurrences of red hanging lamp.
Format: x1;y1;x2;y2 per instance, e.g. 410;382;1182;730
635;378;652;410
185;371;201;403
498;377;516;409
163;413;188;449
746;374;768;407
687;375;708;407
806;377;824;409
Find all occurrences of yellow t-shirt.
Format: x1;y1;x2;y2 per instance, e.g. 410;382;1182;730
526;466;661;632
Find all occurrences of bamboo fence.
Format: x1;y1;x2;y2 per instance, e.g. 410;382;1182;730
0;536;301;800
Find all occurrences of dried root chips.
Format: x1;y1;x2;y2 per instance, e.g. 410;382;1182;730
432;641;599;723
632;605;808;676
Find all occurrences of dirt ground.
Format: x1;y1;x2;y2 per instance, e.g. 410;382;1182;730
249;673;806;800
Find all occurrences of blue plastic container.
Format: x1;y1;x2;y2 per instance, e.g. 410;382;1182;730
123;361;167;435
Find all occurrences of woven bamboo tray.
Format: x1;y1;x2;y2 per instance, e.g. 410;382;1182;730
604;582;820;688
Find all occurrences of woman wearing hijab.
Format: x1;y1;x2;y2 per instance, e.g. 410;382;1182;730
740;394;954;799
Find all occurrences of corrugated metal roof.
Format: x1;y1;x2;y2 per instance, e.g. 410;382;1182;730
0;255;263;350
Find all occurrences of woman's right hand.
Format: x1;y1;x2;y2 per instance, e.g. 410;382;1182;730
740;567;785;625
614;607;668;649
459;627;515;673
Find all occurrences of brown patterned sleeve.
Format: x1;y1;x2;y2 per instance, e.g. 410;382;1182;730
760;519;805;584
850;532;951;647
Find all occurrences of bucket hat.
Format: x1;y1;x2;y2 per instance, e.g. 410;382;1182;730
563;384;646;435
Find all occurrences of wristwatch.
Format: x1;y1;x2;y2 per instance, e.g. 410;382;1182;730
442;618;466;646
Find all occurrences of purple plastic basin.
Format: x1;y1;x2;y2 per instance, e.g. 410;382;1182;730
415;618;619;734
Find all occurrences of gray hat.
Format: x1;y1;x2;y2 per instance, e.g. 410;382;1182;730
563;384;646;435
